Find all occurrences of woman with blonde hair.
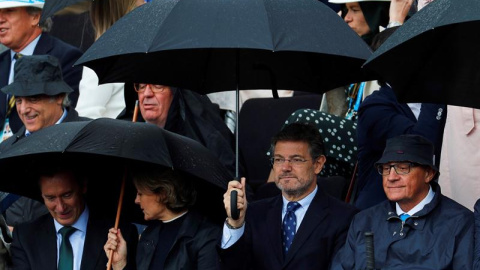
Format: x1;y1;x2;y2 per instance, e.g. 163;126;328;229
76;0;145;119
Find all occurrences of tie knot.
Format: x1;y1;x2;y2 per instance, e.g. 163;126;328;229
287;201;301;213
59;226;76;238
399;213;410;222
14;53;23;60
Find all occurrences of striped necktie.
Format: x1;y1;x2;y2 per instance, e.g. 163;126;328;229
6;53;23;116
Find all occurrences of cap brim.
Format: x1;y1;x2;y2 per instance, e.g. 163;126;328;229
0;2;44;9
1;81;73;96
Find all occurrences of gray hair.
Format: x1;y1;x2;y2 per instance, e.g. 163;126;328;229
26;7;52;32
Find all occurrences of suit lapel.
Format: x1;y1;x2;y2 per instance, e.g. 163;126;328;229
265;196;284;264
283;190;328;266
80;217;109;270
33;33;53;55
38;217;59;269
0;51;11;117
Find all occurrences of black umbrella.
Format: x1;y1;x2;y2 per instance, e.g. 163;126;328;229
0;118;230;224
363;0;480;109
75;0;371;173
40;0;91;23
75;0;371;94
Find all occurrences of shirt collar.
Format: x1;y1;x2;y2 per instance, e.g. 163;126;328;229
282;185;317;211
396;185;435;216
54;205;89;234
10;34;41;60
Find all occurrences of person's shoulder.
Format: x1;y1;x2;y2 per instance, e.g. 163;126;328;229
14;213;52;232
439;194;474;218
41;33;82;52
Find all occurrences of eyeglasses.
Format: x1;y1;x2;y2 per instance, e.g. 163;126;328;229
133;83;167;93
376;162;418;176
270;157;310;167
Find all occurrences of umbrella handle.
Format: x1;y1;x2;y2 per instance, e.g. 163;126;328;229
230;190;239;220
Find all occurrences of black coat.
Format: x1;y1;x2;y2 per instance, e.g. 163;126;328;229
136;211;220;270
0;33;83;134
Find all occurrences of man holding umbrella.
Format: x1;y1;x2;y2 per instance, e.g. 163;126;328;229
0;55;89;230
9;166;139;270
219;122;358;269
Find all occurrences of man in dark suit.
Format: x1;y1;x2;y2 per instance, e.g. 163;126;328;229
9;166;138;270
0;55;90;230
219;122;358;270
0;1;83;136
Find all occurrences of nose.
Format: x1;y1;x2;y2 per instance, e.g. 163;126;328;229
55;199;66;212
134;194;140;204
344;11;352;23
280;161;293;171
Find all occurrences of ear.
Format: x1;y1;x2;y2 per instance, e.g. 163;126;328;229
424;167;436;184
30;11;41;27
314;155;326;175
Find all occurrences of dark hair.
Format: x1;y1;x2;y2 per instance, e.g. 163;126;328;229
37;166;87;189
270;122;325;160
132;167;196;213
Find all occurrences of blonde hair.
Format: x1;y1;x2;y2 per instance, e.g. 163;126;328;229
90;0;138;40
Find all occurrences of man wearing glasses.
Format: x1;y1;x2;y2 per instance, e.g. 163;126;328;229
219;122;358;270
331;134;474;270
132;83;238;176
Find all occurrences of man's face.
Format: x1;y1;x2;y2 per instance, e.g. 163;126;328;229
137;84;174;128
382;162;435;211
15;95;64;133
343;3;370;37
0;7;40;51
272;140;325;200
40;170;87;226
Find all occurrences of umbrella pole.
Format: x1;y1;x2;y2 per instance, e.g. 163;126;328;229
107;101;139;270
230;52;241;220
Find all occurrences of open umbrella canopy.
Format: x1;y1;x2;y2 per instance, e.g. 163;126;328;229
75;0;373;94
0;118;231;224
40;0;91;23
363;0;480;109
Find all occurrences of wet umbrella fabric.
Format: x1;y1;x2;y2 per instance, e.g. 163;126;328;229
363;0;480;109
40;0;90;23
75;0;373;94
0;118;230;223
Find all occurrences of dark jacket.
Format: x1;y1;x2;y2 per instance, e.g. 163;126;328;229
0;33;83;134
331;182;474;270
10;211;138;270
218;189;358;270
136;211;220;270
355;85;446;209
473;199;480;270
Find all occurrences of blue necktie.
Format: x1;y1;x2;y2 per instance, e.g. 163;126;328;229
282;201;301;255
399;213;410;222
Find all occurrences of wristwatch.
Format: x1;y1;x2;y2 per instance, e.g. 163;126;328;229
387;21;403;28
225;218;244;229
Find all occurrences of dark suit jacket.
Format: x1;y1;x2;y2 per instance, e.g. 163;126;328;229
0;33;83;134
10;211;138;270
218;189;358;270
